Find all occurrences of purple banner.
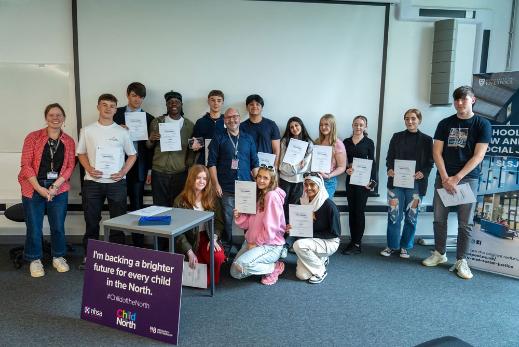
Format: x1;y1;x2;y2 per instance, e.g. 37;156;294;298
81;240;184;344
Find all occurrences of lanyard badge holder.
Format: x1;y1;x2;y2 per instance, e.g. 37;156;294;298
228;132;239;170
47;139;60;180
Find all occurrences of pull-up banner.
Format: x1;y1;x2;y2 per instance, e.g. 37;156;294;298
81;240;184;344
467;71;519;279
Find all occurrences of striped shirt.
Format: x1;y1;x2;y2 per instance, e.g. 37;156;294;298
18;128;76;198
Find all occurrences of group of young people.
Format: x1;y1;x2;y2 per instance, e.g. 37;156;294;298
18;83;491;283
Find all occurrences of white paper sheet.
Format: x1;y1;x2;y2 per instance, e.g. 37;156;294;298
437;183;477;207
289;204;313;238
125;112;148;141
349;157;373;186
235;180;257;214
282;138;309;166
95;146;122;179
258;152;276;167
393;159;416;189
128;206;173;217
310;145;333;173
159;122;182;152
182;262;207;289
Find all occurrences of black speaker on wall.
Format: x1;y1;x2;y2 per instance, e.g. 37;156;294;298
430;19;457;105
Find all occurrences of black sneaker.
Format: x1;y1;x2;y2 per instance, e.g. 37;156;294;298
308;271;328;284
342;243;361;255
78;257;86;270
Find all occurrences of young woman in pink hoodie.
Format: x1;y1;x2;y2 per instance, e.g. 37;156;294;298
231;165;286;285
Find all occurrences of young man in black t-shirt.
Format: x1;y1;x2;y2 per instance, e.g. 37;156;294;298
422;86;491;279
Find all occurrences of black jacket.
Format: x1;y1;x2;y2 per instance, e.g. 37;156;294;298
114;107;155;182
386;130;433;196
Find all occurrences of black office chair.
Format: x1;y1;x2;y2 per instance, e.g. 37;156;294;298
4;203;72;269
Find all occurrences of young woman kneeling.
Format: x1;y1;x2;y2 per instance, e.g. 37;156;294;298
231;166;286;285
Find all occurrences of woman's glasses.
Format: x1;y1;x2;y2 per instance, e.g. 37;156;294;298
259;164;275;172
303;172;321;178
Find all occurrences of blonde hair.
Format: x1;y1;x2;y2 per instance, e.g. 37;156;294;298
316;114;338;147
256;167;278;212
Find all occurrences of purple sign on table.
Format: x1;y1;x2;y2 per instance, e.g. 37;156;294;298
81;240;184;344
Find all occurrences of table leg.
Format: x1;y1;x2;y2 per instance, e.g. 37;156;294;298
209;217;215;297
154;236;158;250
104;225;110;242
169;237;174;253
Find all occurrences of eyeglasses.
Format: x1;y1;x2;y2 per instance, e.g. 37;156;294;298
303;172;321;178
260;164;275;172
224;114;240;120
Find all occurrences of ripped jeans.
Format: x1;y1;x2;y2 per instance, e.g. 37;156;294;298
386;185;422;250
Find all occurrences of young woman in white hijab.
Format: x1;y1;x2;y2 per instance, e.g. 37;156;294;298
287;173;341;284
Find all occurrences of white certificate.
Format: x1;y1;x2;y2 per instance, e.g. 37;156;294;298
124;112;148;141
235;180;257;214
159;122;182;152
393;159;416;189
349;157;373;186
289;204;313;238
128;206;172;217
310;145;333;173
282;139;309;166
437;183;476;207
182;262;207;289
95;146;122;179
205;139;211;166
258;152;276;167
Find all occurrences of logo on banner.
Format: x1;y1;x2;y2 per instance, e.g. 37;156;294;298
116;309;137;330
479;78;485;86
84;306;103;317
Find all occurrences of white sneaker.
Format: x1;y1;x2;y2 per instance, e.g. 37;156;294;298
450;259;473;279
52;257;70;273
400;248;410;259
422;250;448;266
380;247;395;257
30;260;45;278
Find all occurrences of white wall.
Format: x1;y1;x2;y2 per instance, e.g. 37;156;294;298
0;0;515;240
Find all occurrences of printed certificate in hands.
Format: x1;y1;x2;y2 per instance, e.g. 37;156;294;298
289;204;313;238
182;262;207;289
437;183;476;207
124;112;148;141
159;122;182;152
235;180;257;214
349;158;373;186
311;145;333;173
95;146;122;179
393;159;416;189
258;152;276;167
282;139;309;166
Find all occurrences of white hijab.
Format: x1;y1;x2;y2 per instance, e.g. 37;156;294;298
300;174;329;212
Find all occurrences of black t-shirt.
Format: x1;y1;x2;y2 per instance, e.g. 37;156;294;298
37;140;65;181
313;199;341;239
433;114;491;179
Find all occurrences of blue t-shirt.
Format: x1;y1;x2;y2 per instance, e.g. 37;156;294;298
434;114;491;179
192;113;225;165
239;117;280;154
207;131;259;193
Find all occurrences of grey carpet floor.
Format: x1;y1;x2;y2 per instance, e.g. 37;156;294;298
0;243;518;347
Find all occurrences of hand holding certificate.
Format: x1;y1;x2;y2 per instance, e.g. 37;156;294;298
159;122;182;152
125;112;148;141
95;146;122;179
393;159;416;189
437;183;476;207
288;204;313;237
182;262;207;289
349;157;372;186
282;139;309;166
311;145;333;173
235;180;257;214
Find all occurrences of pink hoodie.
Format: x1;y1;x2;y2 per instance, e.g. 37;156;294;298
235;187;286;246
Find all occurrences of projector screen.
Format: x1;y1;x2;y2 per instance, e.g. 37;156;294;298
77;0;386;139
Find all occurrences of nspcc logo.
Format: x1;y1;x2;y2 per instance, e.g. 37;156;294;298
116;309;137;330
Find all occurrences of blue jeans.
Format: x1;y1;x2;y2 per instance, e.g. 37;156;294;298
220;192;235;246
386;185;421;250
23;191;68;261
323;176;337;198
230;241;283;279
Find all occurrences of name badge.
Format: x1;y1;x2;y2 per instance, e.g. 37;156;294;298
47;171;58;179
231;159;239;170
